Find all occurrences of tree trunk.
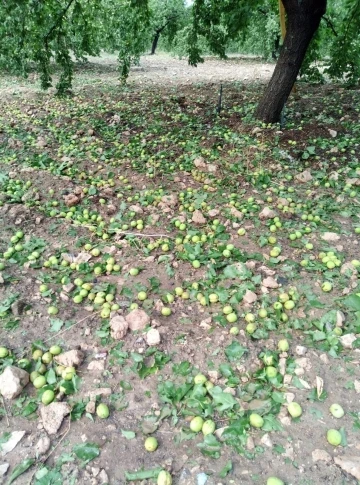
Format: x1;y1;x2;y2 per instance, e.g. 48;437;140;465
255;0;327;123
150;31;161;55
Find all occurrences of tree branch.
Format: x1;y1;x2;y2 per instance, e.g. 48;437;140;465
44;0;76;42
322;16;338;36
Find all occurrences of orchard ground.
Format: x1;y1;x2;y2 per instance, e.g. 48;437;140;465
0;53;359;485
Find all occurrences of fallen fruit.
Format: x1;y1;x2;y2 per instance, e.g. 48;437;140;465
190;416;204;432
144;437;158;452
42;389;55;405
288;402;302;418
329;404;345;419
278;339;289;352
202;419;216;435
157;470;172;485
0;347;9;358
33;375;47;388
267;478;285;485
249;413;264;428
96;403;110;418
327;429;342;446
49;345;62;356
194;373;207;385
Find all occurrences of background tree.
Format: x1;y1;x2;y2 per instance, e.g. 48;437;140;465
148;0;187;55
1;0;359;122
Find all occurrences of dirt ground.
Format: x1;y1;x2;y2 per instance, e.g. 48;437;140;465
0;54;359;485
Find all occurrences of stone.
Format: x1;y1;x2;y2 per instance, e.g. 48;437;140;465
252;127;262;135
295;346;307;356
260;433;272;447
87;361;105;371
0;366;29;399
125;309;150;331
0;463;9;477
62;283;75;293
230;207;244;219
243;290;257;305
194;157;207;169
40;402;71;435
161;194;178;207
295;357;312;371
262;277;279;289
328;129;337;138
63;194;80;207
110;315;128;339
339;333;357;349
208;209;219;218
192;210;206;225
0;431;25;456
55;350;84;368
11;300;26;316
87;388;112;400
86;401;96;413
295;170;312;183
334;456;360;480
98;469;109;484
321;232;340;242
35;435;51;455
129;205;143;214
259;207;277;219
146;328;161;346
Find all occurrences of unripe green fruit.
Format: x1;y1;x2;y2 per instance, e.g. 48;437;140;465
288;402;302;418
249;413;264;428
0;347;9;358
190;416;204;432
33;376;46;388
42;390;55;405
202;419;215;435
194;374;207;385
327;429;342;446
157;470;172;485
96;403;110;419
144;437;158;452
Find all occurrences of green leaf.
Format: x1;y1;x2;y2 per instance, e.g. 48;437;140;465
223;263;251;280
343;294;360;312
209;386;238;412
70;401;86;421
34;468;63;485
7;458;35;484
121;429;136;439
72;442;100;464
219;460;232;478
46;368;57;385
49;318;64;332
197;434;222;458
0;432;11;450
225;341;248;361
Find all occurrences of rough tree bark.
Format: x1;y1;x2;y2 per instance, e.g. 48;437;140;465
255;0;327;123
150;28;162;54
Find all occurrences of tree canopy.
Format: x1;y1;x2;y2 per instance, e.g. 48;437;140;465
0;0;359;120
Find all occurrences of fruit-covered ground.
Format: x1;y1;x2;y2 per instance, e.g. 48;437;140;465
0;55;360;485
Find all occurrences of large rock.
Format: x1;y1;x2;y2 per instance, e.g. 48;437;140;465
110;315;128;339
295;170;312;183
35;435;51;455
259;207;277;219
321;232;340;242
312;449;332;463
0;431;25;456
334;456;360;480
55;350;84;367
192;210;206;225
40;402;71;435
125;309;150;331
146;328;161;346
0;366;29;399
262;276;279;289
